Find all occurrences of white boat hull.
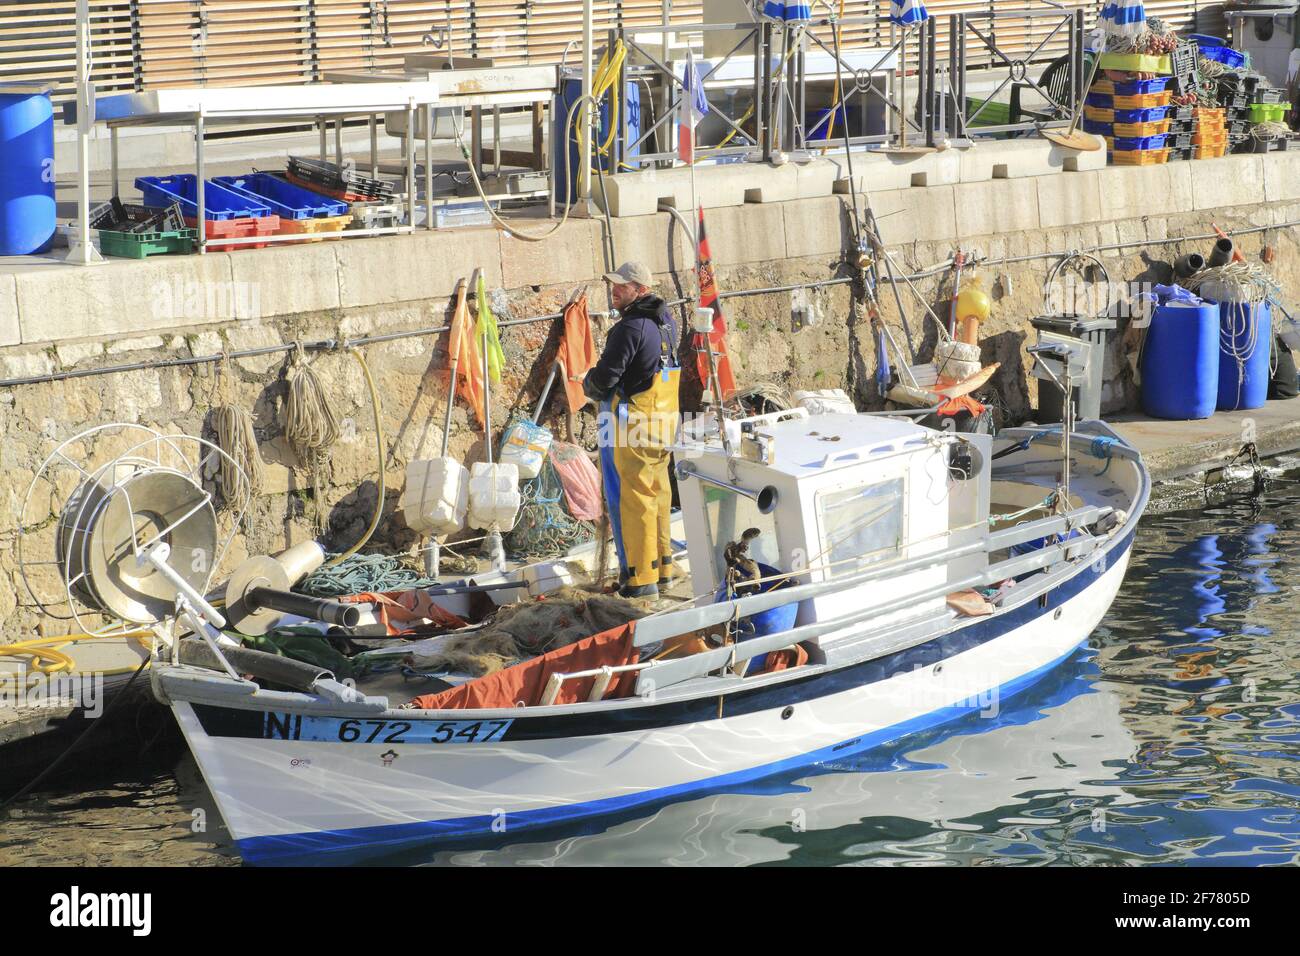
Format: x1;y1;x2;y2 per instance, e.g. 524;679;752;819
172;534;1134;864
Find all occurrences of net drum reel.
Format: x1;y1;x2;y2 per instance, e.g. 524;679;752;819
18;424;251;637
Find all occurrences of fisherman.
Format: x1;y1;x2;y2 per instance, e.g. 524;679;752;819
584;261;681;600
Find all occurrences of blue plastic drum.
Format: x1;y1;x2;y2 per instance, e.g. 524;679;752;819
0;89;56;255
712;562;799;675
1141;301;1220;420
1217;300;1272;411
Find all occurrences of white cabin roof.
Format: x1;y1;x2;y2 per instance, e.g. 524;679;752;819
678;411;937;479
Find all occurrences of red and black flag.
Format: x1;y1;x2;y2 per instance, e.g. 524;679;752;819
694;206;737;398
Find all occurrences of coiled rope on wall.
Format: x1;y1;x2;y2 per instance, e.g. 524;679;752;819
211;355;263;507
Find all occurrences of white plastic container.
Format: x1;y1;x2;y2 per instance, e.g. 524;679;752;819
522;560;576;597
467;461;521;530
793;388;856;415
498;418;552;480
400;458;469;535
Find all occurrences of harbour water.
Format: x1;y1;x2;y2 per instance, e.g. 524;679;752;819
3;486;1299;867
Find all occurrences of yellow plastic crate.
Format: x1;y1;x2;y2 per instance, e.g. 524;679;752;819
1193;144;1227;159
1112;118;1171;137
275;213;353;243
1089;90;1173;110
1097;52;1173;74
1110;147;1170;166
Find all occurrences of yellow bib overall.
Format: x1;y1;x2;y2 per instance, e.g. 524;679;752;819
598;330;681;588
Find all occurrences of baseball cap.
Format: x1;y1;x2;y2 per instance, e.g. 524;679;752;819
603;260;654;287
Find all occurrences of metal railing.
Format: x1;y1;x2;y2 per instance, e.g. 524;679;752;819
605;12;1086;170
950;8;1085;139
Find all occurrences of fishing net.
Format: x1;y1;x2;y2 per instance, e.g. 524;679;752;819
298;551;475;597
404;586;646;676
506;436;596;559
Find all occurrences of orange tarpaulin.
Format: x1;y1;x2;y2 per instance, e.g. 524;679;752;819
407;621;639;710
338;590;468;636
935;393;986;418
558;293;597;414
447;276;486;426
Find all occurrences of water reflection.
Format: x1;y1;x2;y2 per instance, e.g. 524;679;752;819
3;490;1299;866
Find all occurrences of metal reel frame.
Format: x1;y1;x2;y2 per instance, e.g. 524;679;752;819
17;424;253;638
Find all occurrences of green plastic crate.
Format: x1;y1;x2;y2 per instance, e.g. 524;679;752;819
1249;102;1288;123
965;97;1012;127
98;226;197;259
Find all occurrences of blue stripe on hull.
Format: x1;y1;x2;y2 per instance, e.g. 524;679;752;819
236;638;1091;866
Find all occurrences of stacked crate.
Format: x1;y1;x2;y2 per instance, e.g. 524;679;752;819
1166;103;1195;160
1085;77;1174;165
1192;107;1227;159
1245;80;1292;152
1215;73;1253;151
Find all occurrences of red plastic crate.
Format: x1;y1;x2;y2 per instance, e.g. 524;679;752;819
183;214;281;250
285;171;378;203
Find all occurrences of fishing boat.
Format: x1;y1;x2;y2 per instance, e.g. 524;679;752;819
28;341;1149;864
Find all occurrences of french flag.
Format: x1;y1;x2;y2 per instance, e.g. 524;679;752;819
677;52;710;165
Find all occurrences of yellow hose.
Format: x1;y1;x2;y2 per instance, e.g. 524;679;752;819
324;346;386;568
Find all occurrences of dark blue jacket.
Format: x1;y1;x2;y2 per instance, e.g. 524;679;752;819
583;294;679;402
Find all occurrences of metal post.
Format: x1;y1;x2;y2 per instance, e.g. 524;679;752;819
425;103;434;230
958;16;967;137
68;0;102;264
406;101;416;227
754;25;766;161
369;114;379;177
492;106;501;175
948;15;959;140
796;34;806;153
110;125;119;198
318;117;327;161
579;0;593;201
196;111;206;255
761;22;773;161
334;117;343;164
925;18;936;147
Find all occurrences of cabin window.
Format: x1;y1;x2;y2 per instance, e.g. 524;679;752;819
816;478;905;576
702;485;780;585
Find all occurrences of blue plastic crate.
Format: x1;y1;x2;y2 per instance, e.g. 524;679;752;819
213;172;348;220
135;174;273;221
1195;43;1247;69
1112;133;1169;151
1093;77;1172;96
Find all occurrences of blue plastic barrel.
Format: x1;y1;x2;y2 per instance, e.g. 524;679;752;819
1141;302;1220;419
553;78;640;205
0;89;56;255
1217;299;1272;411
712;562;799;675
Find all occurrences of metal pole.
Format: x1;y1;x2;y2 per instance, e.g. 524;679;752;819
196;111;206;255
425;103;434;230
369;114;379;177
70;0;101;264
580;0;593;201
406;101;416;227
110;125;119;197
758;24;771;161
948;15;959;140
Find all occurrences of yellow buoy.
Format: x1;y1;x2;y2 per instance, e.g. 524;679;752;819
955;282;990;346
